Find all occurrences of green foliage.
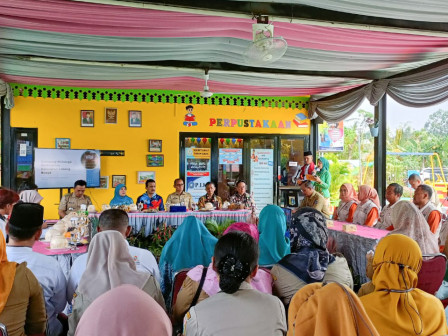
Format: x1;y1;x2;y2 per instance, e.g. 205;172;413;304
204;218;236;237
325;153;352;204
424;109;448;137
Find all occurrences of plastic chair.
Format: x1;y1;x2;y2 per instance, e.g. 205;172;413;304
417;254;447;295
170;268;191;308
0;323;8;336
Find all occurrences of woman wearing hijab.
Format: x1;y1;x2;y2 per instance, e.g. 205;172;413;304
332;183;358;222
75;284;172;336
271;207;353;306
352;185;380;227
258;205;290;266
159;216;217;309
19;190;43;204
389;201;439;255
0;230;46;336
68;231;164;335
360;234;448;336
314;157;331;204
359;201;440;297
109;184;133;207
183;231;286;336
288;282;379;336
172;222;272;326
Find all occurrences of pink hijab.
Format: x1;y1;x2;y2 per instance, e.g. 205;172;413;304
223;222;259;242
75;284;172;336
340;183;358;203
358;185;380;208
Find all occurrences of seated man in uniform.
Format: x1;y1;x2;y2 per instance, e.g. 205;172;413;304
136;179;165;211
376;183;403;230
408;173;439;207
67;209;160;302
413;184;442;234
298;181;331;218
58;180;92;218
6;203;67;336
166;178;193;210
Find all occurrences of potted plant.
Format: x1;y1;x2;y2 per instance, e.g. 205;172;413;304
365;117;379;137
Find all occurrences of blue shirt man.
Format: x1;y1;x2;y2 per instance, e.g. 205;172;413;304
136;179;165;211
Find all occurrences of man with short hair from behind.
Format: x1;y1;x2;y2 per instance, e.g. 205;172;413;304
376;183;403;230
298;181;331;218
67;209;160;302
6;202;67;336
408;173;440;207
413;184;442;234
58;180;92;218
136;179;165;211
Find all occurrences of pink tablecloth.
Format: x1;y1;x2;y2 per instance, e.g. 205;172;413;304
327;221;388;284
33;240;88;256
330;221;389;240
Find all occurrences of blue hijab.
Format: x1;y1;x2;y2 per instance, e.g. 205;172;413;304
109;184;133;206
159;216;217;307
258;205;291;266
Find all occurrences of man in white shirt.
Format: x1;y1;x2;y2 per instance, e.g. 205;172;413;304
6;202;67;336
67;209;160;303
376;183;403;230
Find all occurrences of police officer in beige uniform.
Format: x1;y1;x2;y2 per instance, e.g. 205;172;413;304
58;180;92;218
183;232;286;336
298;181;331;218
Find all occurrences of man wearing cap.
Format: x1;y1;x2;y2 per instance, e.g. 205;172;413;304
6;203;67;336
292;150;315;185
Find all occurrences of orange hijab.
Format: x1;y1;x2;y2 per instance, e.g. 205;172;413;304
360;234;448;336
0;230;17;314
358;185;380;208
288;282;379;336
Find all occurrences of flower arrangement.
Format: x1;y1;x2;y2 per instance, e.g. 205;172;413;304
148;223;176;258
365;117;379;128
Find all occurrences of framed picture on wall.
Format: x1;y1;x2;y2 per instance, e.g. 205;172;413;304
137;171;156;184
55;138;71;149
105;107;118;124
148;139;162;152
147;154;164;167
129;110;142;127
112;175;126;188
98;176;109;189
81;110;94;127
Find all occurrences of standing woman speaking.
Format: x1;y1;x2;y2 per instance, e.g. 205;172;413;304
314;157;331;207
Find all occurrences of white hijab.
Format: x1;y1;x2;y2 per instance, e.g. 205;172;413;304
19;190;43;204
389;200;439;255
77;231;150;300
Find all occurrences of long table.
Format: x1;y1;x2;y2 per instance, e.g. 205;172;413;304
91;209;252;237
327;221;388;284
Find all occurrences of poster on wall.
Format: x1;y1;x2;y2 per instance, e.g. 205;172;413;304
218;148;243;164
185;147;211;202
250;149;274;214
318;122;344;152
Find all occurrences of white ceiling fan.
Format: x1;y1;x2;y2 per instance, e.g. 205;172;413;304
199;70;250;97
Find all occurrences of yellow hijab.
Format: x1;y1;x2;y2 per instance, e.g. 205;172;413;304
288;282;379;336
0;230;17;314
360;234;448;336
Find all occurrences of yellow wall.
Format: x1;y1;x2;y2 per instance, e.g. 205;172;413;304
10;96;310;219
